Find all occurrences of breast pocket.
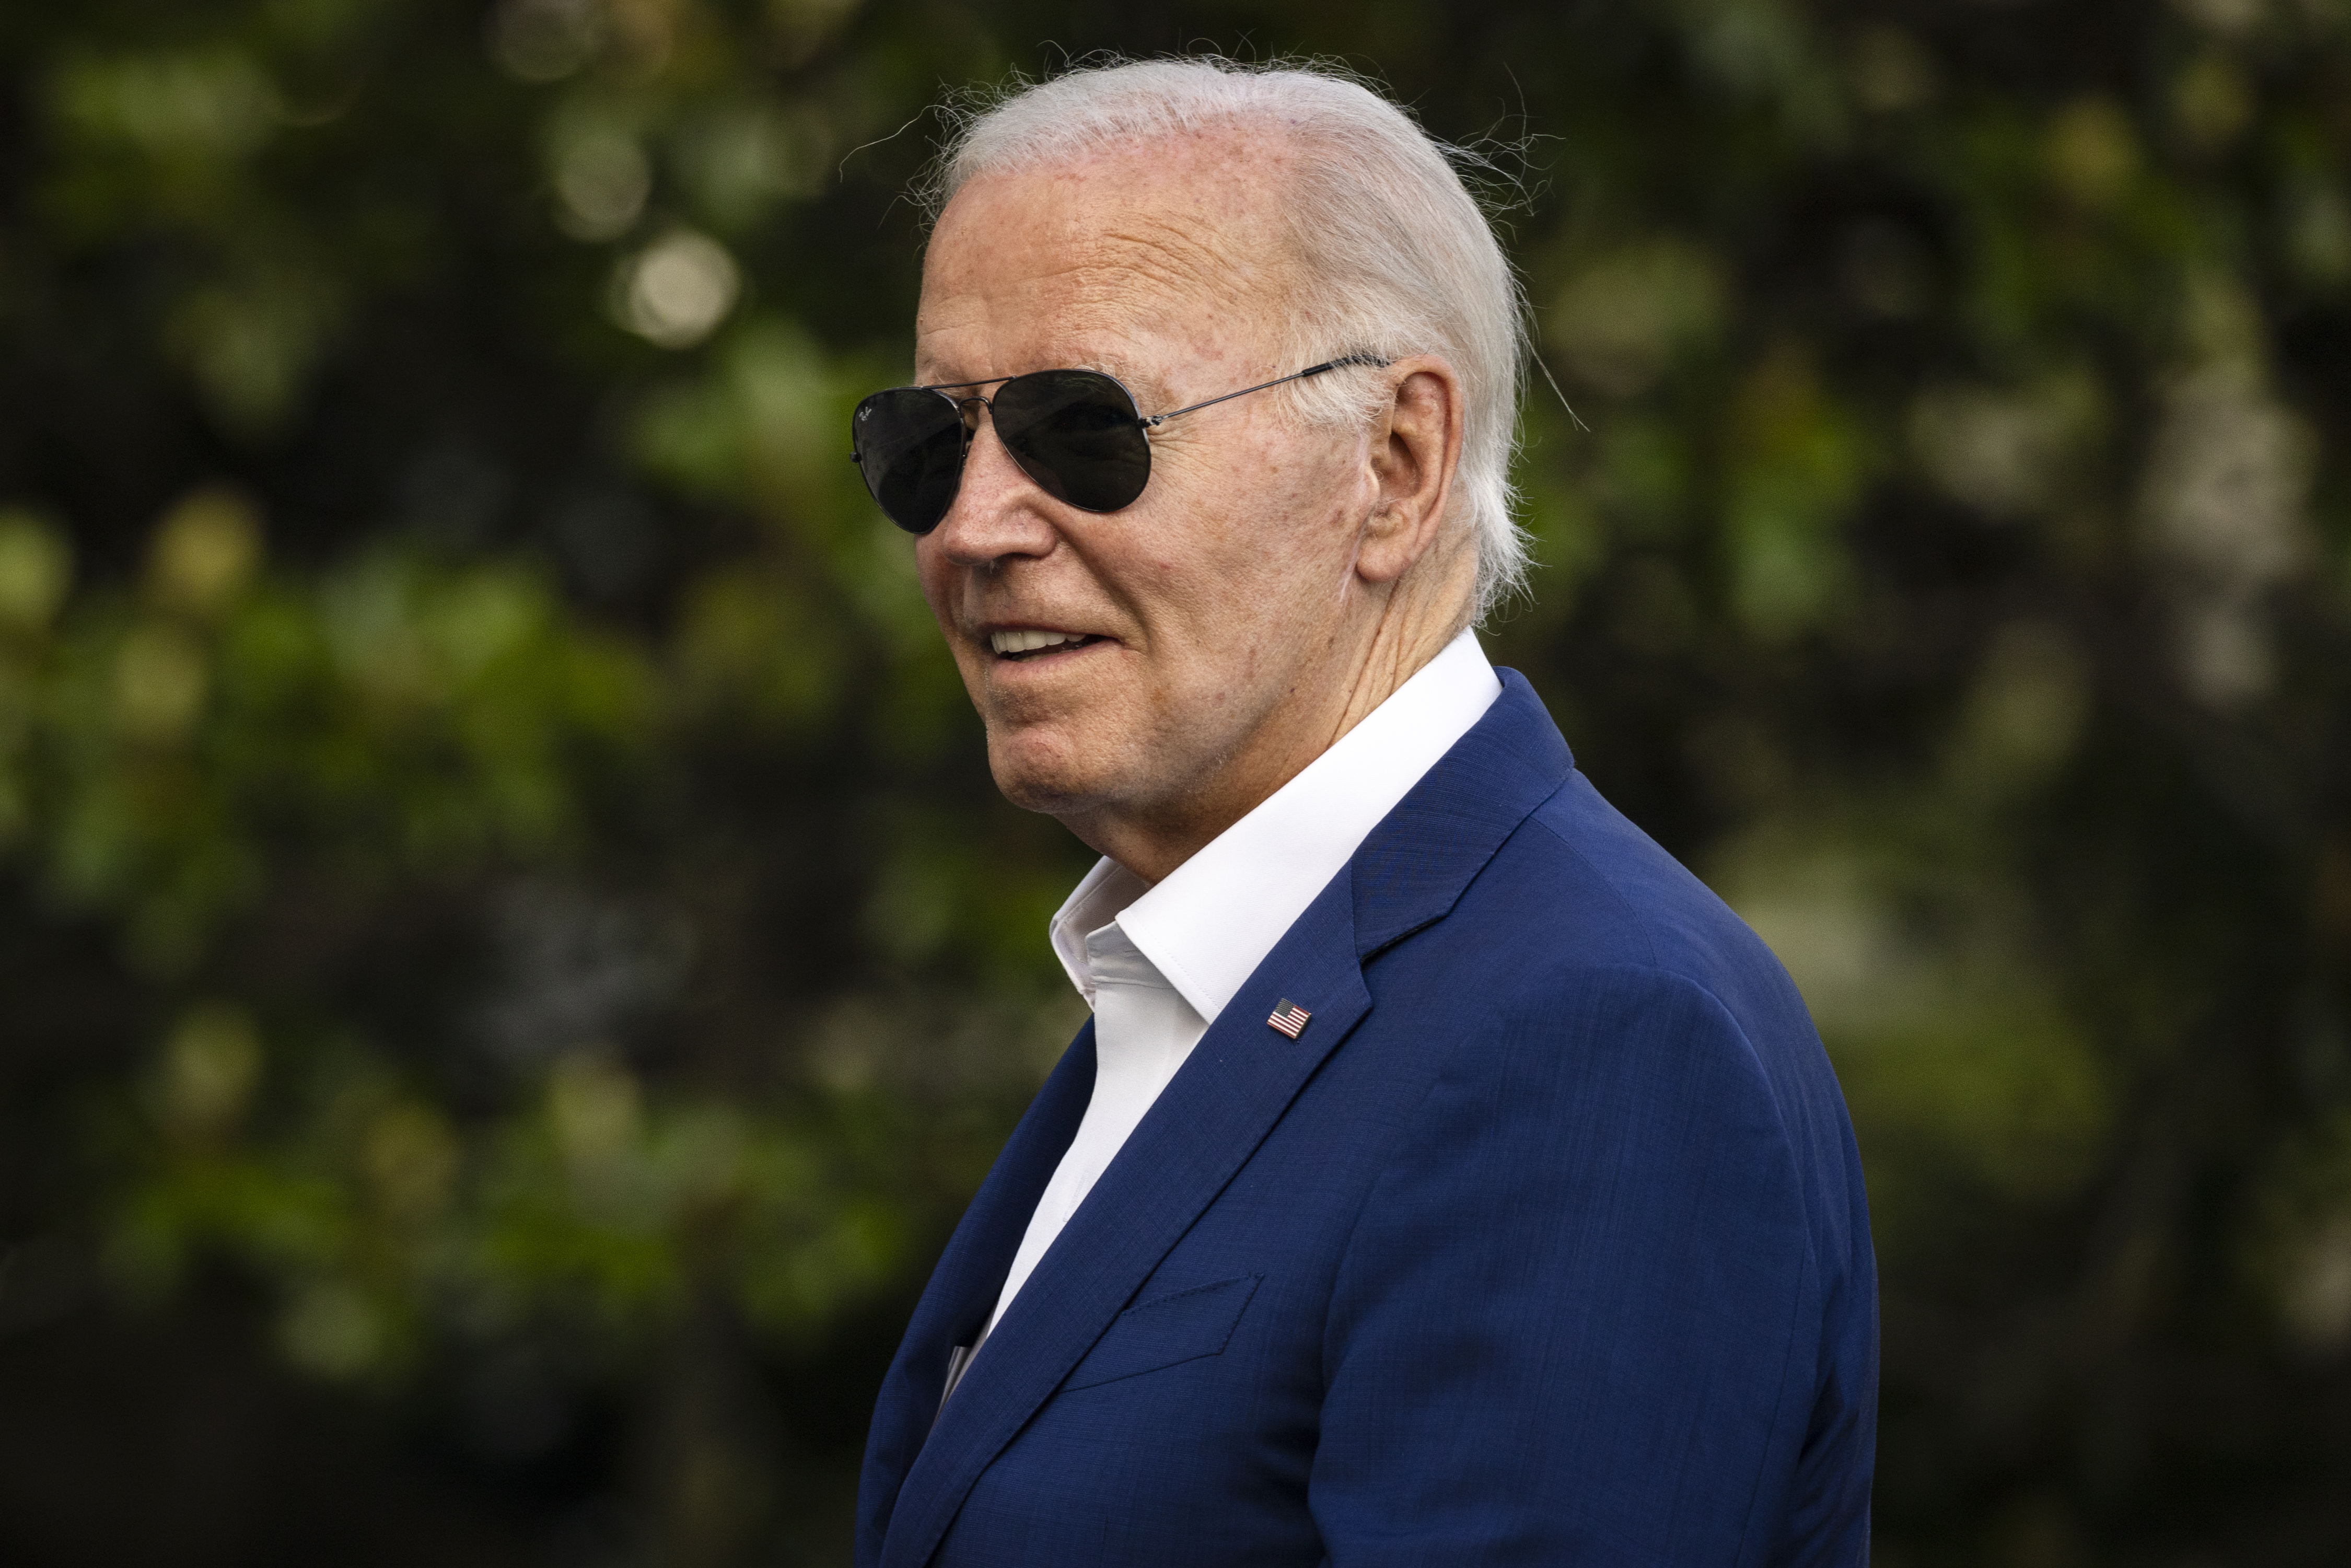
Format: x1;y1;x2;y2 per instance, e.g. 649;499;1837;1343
1062;1274;1263;1393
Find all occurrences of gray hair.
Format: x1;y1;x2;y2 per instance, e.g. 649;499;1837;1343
926;57;1532;620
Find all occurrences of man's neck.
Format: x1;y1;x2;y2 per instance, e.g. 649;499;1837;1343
1063;593;1472;884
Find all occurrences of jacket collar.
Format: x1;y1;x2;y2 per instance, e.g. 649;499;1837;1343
863;670;1573;1568
1352;668;1575;957
1050;628;1502;1022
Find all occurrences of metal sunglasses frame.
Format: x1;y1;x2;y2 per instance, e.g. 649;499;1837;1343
848;352;1393;496
905;351;1393;432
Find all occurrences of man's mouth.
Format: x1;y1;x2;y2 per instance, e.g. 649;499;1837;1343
989;629;1104;661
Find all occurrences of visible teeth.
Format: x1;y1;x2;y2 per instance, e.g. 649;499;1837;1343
991;629;1085;655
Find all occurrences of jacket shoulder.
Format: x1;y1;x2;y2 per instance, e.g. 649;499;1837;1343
1448;770;1857;1181
1492;769;1800;1023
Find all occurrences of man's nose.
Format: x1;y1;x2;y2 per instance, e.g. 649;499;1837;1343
929;411;1060;566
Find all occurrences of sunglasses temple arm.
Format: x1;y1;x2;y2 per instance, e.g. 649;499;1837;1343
1141;353;1393;428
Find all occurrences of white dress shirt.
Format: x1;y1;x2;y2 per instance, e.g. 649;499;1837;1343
971;629;1503;1356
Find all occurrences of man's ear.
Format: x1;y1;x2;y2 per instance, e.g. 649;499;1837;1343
1355;357;1465;585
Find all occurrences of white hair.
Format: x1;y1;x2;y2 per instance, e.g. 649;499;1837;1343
927;57;1532;620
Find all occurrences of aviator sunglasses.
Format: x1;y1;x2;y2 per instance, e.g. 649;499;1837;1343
849;354;1391;535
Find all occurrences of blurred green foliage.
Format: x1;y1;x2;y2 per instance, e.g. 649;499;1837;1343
2;0;2349;1564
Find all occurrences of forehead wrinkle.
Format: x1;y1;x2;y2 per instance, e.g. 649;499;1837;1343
1055;218;1300;370
916;278;1151;387
916;136;1307;390
913;320;1160;406
1085;213;1246;297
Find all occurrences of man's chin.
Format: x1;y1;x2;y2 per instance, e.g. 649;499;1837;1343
986;758;1109;819
983;722;1158;823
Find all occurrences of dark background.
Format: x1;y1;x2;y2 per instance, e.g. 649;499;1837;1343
2;1;2347;1563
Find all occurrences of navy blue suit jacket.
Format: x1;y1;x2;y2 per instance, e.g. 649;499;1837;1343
859;672;1877;1566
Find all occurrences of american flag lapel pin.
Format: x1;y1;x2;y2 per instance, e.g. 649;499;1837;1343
1267;998;1311;1039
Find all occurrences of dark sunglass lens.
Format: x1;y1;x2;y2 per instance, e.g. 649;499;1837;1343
990;371;1151;513
853;389;967;533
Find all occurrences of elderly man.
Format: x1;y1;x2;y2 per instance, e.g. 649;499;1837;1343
849;59;1875;1568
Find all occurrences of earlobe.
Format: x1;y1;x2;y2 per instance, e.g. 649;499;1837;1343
1354;498;1425;586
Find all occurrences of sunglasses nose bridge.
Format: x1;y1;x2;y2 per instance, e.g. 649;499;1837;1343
936;394;1002;469
952;391;1068;504
941;395;1042;513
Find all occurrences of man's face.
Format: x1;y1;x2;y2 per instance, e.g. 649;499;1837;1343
913;136;1381;865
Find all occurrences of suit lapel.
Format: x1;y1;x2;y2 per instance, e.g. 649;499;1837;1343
856;1022;1097;1568
878;868;1372;1568
871;669;1577;1568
